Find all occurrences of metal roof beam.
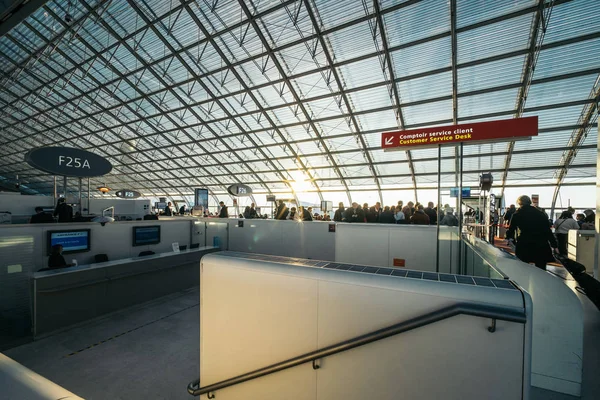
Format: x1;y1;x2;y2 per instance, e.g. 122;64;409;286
550;76;600;215
499;0;555;197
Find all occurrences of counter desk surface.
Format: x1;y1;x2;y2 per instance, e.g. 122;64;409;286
34;246;217;279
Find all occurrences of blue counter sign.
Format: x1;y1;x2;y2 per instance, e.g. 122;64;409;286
115;189;142;199
24;147;112;177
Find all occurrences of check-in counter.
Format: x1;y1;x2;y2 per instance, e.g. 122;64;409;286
33;246;218;337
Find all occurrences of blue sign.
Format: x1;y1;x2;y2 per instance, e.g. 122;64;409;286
450;188;471;198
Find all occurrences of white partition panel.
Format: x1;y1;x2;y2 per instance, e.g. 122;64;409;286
335;224;458;272
227;219;336;260
0;219;195;269
467;235;585;396
199;252;531;400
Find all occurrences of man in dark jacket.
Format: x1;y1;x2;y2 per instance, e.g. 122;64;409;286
333;202;345;222
379;206;396;224
410;205;430;225
275;200;288;220
504;204;516;224
53;198;73;223
30;207;54;223
424;202;437;225
368;202;382;223
218;201;228;218
300;206;313;221
345;203;364;223
506;195;558;270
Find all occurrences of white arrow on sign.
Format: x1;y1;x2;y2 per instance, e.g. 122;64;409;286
384;137;394;145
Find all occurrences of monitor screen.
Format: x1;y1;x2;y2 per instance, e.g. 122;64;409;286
194;188;209;209
155;202;167;210
47;230;91;254
133;226;161;246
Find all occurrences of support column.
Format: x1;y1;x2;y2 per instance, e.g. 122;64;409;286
63;176;67;199
87;178;91;214
78;178;83;214
595;120;599;279
53;176;57;204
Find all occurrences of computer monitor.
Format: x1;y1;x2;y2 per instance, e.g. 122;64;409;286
132;226;161;246
47;229;91;255
155;202;167;210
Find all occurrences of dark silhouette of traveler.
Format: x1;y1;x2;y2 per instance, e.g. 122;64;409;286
30;207;54;224
440;208;458;226
249;203;258;219
506;195;558;271
410;205;430;225
179;204;187;215
300;206;312;221
276;200;288;220
333;202;345;222
345;202;365;223
218;201;228;218
424;202;437;225
554;211;579;256
53;198;73;223
164;202;173;216
243;206;252;219
379;206;396;223
581;209;596;230
48;244;75;269
286;207;297;220
504;204;516;224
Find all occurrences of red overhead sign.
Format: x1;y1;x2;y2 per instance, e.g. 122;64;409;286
381;116;538;150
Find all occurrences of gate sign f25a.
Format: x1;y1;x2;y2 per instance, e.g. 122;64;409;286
24;147;112;177
381;116;538;150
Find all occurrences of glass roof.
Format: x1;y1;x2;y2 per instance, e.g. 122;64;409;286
0;0;598;210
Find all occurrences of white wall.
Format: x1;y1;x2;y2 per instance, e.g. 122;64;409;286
200;253;529;400
335;223;460;273
0;219;195;269
226;219;336;260
467;235;585;396
0;193;151;223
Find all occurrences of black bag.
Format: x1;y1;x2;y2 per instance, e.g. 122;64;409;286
555;254;600;311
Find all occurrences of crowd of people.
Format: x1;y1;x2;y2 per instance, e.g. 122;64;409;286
269;200;460;226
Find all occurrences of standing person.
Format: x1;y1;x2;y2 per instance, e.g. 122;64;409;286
424;202;437;225
369;202;382;223
394;205;406;224
345;202;364;223
164;202;173;216
243;206;252;219
581;209;596;230
410;205;430;225
249;203;258;219
333;202;345;222
178;204;187;215
53;198;73;223
275;200;288;220
286;207;298;220
576;213;586;228
554;211;579;256
379;206;395;224
506;195;558;271
30;207;54;223
504;204;516;224
402;201;414;220
218;201;228;218
440;208;458;226
301;206;313;221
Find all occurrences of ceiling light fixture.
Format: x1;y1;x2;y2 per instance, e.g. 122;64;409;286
97;184;111;194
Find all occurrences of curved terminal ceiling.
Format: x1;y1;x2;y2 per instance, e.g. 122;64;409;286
0;0;598;208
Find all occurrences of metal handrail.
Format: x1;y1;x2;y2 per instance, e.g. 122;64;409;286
187;302;526;397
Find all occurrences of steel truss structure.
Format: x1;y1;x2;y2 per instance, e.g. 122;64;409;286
0;0;598;209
